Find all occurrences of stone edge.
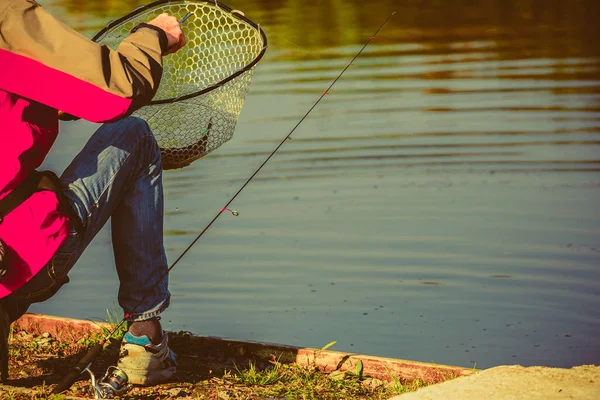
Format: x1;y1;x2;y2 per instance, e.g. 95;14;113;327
13;313;475;384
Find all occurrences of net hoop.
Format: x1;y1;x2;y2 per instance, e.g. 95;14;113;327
90;0;267;169
91;0;268;105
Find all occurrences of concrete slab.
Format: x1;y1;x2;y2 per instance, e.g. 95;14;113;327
390;365;600;400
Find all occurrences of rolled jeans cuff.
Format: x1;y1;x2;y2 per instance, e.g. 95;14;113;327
126;295;170;322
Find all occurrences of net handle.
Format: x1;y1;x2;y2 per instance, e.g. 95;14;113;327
91;0;268;105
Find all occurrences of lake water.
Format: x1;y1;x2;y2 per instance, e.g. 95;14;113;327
33;0;600;369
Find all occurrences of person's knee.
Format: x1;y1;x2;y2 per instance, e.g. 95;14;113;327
122;116;152;141
121;117;162;167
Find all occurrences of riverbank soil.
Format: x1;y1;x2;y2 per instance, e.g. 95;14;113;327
0;328;428;399
391;365;600;400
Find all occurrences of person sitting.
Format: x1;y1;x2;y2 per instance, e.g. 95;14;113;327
0;0;186;385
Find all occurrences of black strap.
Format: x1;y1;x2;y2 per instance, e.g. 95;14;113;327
38;172;83;232
0;171;82;232
0;239;6;278
0;172;42;224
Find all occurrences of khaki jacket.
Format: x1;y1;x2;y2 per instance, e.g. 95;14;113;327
0;0;167;121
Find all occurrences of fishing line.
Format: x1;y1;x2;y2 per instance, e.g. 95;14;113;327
53;10;396;395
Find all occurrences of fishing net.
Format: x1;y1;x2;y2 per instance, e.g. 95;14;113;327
93;0;267;169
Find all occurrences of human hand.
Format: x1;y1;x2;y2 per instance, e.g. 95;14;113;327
148;13;186;55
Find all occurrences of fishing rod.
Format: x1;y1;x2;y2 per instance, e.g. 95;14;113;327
53;10;396;395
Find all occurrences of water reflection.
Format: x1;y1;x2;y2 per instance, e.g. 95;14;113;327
55;0;600;53
34;0;600;369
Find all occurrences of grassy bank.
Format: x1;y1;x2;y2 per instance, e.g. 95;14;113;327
3;327;434;399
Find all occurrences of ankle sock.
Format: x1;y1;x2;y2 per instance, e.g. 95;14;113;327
128;317;163;345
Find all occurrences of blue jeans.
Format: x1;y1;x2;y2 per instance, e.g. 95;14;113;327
6;117;170;322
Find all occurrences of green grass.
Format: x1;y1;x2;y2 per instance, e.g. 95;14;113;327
211;358;429;400
4;326;440;399
102;306;127;342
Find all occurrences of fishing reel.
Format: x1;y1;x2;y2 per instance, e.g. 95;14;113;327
84;366;130;399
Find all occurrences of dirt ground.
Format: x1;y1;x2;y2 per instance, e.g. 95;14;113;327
390;365;600;400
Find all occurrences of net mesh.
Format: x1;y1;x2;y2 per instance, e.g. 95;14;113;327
94;0;266;169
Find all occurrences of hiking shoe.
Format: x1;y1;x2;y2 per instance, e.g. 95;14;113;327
117;331;176;385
